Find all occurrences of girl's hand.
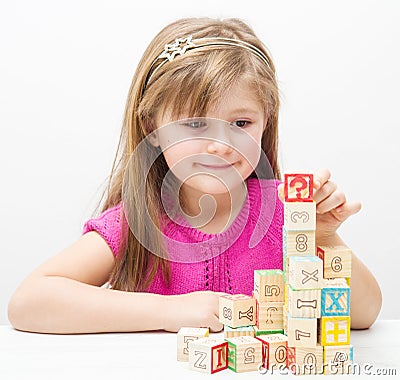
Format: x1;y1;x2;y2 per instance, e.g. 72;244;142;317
278;168;362;244
163;291;227;333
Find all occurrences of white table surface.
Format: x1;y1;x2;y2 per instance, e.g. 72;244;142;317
0;320;399;379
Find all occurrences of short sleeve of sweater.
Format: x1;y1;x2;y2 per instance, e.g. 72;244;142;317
82;204;124;257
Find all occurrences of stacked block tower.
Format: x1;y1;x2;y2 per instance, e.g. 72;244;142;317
177;172;353;375
283;172;353;375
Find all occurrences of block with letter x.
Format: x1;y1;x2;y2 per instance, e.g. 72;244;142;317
321;278;350;317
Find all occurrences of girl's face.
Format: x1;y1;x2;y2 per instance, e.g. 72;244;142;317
152;81;266;195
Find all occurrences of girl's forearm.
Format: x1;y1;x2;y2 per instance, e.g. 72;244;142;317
8;276;167;334
316;233;382;329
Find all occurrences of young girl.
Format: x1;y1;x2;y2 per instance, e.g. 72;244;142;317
8;17;381;334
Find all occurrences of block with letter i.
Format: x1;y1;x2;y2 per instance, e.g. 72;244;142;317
219;294;256;328
188;338;228;374
177;327;209;361
226;336;262;373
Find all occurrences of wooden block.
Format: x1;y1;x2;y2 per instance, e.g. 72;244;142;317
224;325;255;339
226;336;263;373
287;315;317;347
254;326;284;336
254;269;284;303
321;279;350;316
288;256;323;289
188;337;228;374
287;344;323;375
288;286;321;318
256;333;288;371
284;201;316;231
282;307;288;335
318;316;351;346
283;228;316;256
177;327;209;361
317;246;352;278
219;294;256;328
284;173;314;202
324;345;354;374
256;301;284;331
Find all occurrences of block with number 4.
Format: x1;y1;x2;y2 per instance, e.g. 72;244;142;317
219;294;256;328
188;338;228;374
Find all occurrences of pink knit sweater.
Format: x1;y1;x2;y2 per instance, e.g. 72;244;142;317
83;178;283;296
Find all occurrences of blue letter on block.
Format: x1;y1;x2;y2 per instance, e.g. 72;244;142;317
321;288;350;316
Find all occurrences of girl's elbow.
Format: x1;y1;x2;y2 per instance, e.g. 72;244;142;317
8;290;28;331
351;287;382;330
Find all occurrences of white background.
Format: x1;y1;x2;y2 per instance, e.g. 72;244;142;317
1;0;399;324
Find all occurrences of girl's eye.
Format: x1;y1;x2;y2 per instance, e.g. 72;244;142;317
232;120;250;128
181;121;207;129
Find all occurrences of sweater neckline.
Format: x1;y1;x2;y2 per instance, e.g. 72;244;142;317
164;178;265;248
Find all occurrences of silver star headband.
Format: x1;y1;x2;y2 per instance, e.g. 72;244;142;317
143;35;271;90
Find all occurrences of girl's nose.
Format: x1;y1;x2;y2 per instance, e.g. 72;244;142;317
206;139;234;155
206;126;234;155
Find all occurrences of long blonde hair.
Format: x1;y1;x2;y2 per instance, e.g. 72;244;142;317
96;17;281;291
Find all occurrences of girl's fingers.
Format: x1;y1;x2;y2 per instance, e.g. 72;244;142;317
316;189;347;214
277;183;284;202
331;201;362;222
314;168;331;190
313;180;337;204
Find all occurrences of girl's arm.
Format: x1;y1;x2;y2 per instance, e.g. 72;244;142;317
317;233;382;330
8;231;223;334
